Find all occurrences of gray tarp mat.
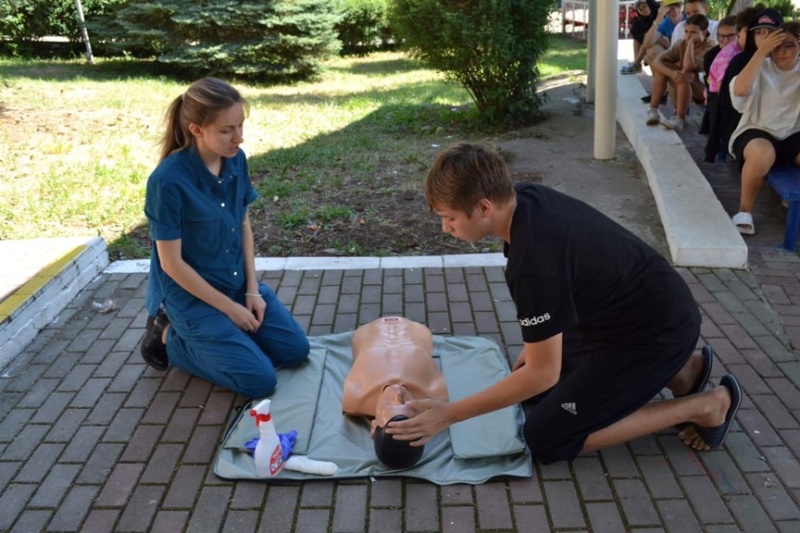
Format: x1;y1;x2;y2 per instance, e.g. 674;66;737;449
214;332;532;485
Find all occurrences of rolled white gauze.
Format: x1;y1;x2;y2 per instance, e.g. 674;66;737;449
283;455;338;476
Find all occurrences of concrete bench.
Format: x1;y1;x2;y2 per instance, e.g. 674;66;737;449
766;165;800;252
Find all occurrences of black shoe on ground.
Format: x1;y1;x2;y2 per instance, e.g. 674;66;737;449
641;94;668;105
141;309;170;371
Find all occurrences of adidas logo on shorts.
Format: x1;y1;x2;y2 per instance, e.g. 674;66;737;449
561;402;577;415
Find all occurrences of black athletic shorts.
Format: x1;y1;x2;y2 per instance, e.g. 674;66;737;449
522;324;700;464
732;129;800;172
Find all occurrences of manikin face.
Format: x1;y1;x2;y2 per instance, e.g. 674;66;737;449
371;384;417;436
434;201;492;244
771;35;800;71
190;103;245;161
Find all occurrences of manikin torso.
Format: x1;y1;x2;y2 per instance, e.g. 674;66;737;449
342;317;448;428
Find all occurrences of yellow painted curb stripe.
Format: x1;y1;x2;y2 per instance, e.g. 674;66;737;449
0;244;87;322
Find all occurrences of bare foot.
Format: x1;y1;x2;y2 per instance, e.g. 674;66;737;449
669;351;704;397
678;386;731;451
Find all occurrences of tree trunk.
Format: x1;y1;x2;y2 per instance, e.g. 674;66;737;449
74;0;94;63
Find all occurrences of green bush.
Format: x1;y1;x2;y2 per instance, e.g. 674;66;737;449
389;0;555;126
0;0;124;56
335;0;394;55
88;0;341;81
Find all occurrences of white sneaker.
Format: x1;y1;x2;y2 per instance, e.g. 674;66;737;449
661;116;684;131
645;108;660;126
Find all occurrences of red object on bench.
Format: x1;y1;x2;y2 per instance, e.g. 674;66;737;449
766;165;800;251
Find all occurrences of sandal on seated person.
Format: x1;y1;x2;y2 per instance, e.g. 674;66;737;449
694;374;742;449
732;212;755;235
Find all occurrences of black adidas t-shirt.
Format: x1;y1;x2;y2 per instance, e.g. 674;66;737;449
504;184;698;348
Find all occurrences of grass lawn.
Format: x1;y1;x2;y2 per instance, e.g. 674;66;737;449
0;34;587;259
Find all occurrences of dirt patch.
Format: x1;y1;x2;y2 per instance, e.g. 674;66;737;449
245;80;665;259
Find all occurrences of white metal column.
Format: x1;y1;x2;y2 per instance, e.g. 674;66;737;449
593;0;617;159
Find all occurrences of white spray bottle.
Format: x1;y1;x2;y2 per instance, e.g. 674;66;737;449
249;399;284;477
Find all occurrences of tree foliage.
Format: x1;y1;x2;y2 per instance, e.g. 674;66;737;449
389;0;555;126
88;0;341;81
0;0;123;55
334;0;394;55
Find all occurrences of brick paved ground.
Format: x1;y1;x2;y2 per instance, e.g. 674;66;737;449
2;257;800;532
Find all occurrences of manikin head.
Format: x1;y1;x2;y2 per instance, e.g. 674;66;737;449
371;384;424;469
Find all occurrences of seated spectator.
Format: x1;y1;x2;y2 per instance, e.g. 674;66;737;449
622;0;661;75
639;0;686;102
706;7;782;162
703;5;764;159
729;21;800;235
671;0;718;47
646;14;715;131
699;16;738;135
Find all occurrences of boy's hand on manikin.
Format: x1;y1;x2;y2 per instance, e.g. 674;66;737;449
385;399;451;447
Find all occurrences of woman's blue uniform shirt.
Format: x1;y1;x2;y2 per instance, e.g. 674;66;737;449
144;146;258;317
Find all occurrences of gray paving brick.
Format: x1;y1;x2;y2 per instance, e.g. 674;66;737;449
543;480;585;529
727;494;780;533
601;444;639;478
140;392;180;424
70;377;112;408
763;446;800;490
0;461;20;489
724;432;771;474
45;408;88;443
736;408;783;446
512;504;550;533
140;443;182;484
746;472;800;521
77;443;124;484
116;485;164;532
81;338;117;365
119;425;163;462
440;483;474;506
405;483;438;532
768;378;800;410
573;457;613;501
42;352;82;379
752;394;800;430
260;485;299;533
222;510;260;533
367;508;400;533
31;393;75;423
680;475;735;525
150;510;188;533
86;392;126;425
107;365;147;394
102;408;144;443
58;364;96;392
14;443;64;483
509;475;543;503
11;509;52;533
637;454;682;499
46;485;99;532
2;424;49;460
656;498;702;533
96;463;145;507
656;436;706;476
0;484;36;531
81;509;120;533
777;520;800;532
538;460;571;480
163;465;207;509
586;501;626;533
333;484;367;533
441;506;476;533
369;478;400;507
17;378;59;408
161;407;200;442
613;478;660;527
29;463;80;508
754;335;795;363
701;450;752;495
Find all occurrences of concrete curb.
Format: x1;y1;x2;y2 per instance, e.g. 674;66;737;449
615;44;748;268
0;237;108;371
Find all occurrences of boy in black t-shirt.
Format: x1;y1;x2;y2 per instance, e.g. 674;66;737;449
386;142;743;463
